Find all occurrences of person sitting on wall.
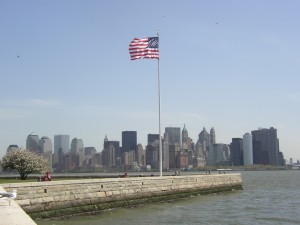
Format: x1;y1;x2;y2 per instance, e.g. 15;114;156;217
41;172;52;181
119;172;128;178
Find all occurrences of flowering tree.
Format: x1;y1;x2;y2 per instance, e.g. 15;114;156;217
1;148;49;180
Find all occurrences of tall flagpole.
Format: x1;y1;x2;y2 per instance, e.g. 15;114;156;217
157;31;162;177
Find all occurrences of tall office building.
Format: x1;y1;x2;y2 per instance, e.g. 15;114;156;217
162;138;169;170
251;127;284;166
145;144;159;169
103;136;120;159
39;136;53;170
168;143;180;169
54;135;70;154
26;133;40;153
243;133;253;165
70;138;84;167
198;127;210;153
102;142;116;166
84;147;97;157
122;131;137;152
6;145;19;153
39;136;53;153
230;138;244;166
181;124;193;150
210;127;216;144
103;135;120;166
136;144;146;166
147;134;159;145
207;143;229;166
182;124;188;146
165;127;181;146
71;138;84;155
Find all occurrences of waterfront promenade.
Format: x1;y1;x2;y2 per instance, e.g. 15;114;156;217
0;172;242;223
2;173;242;220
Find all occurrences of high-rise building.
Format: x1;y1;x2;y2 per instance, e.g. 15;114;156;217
39;136;53;153
251;127;284;166
230;138;244;166
84;147;97;157
136;144;146;166
145;144;159;169
103;136;120;166
122;131;137;152
162;134;169;170
54;135;70;155
182;124;188;146
104;136;120;158
207;143;229;166
71;138;84;155
243;133;253;165
70;138;84;167
176;150;189;169
182;124;192;150
198;127;210;155
6;145;19;153
210;127;216;144
165;127;181;146
102;143;116;166
26;133;39;153
168;143;180;169
147;134;159;145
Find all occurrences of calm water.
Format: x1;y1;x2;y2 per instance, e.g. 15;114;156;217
36;171;300;225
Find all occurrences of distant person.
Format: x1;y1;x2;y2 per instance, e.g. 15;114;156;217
42;172;52;181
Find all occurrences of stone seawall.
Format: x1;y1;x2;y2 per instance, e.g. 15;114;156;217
2;173;242;219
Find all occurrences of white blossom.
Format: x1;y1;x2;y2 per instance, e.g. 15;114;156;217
1;148;49;180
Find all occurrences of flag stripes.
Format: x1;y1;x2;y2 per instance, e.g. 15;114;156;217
129;37;159;60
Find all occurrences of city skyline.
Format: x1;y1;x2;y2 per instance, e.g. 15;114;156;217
1;1;300;160
4;125;293;163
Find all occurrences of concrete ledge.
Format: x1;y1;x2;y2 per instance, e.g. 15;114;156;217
2;173;242;220
0;187;36;225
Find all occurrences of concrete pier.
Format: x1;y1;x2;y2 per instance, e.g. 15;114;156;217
2;173;242;220
0;187;36;225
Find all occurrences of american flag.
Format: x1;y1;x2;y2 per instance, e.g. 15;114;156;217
129;37;159;60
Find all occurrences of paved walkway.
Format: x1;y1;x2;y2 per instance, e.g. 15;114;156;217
0;187;36;225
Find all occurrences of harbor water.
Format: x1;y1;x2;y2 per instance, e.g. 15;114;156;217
36;170;300;225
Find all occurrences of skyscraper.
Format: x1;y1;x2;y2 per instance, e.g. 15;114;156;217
146;144;159;169
136;144;146;166
207;143;229;166
122;131;137;152
165;127;181;146
39;136;53;170
26;133;39;153
71;138;84;155
182;124;188;147
54;135;70;154
181;124;193;150
210;127;216;144
6;145;18;153
39;136;53;153
243;133;253;165
103;136;120;159
251;127;284;166
147;134;159;145
70;138;84;167
84;147;97;157
198;127;210;154
230;138;244;166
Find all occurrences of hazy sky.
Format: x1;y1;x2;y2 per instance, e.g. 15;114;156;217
1;1;300;161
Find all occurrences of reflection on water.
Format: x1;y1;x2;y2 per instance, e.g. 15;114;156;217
36;171;300;225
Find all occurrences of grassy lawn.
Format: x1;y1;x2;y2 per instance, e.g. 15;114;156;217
0;178;38;184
